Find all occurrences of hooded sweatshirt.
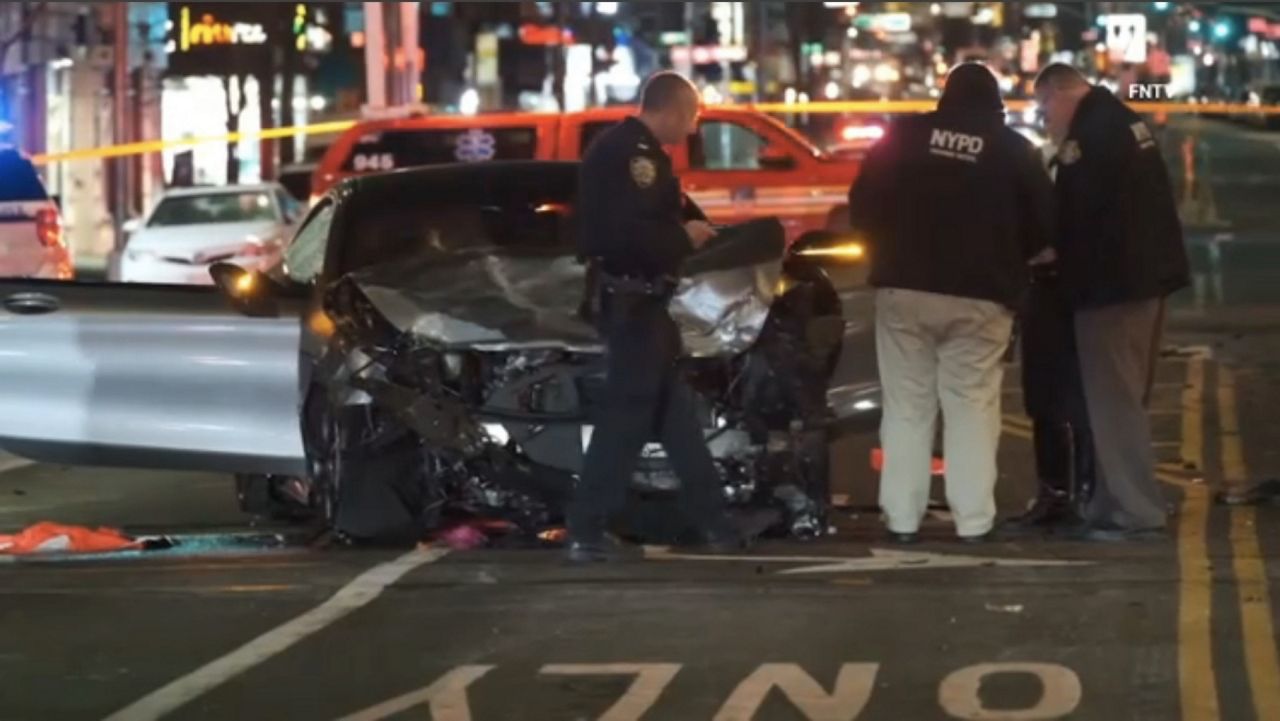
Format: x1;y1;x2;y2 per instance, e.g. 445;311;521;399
848;64;1055;309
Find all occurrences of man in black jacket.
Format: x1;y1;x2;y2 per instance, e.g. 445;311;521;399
1034;64;1190;540
848;63;1055;543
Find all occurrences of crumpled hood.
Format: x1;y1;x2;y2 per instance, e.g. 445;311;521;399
345;221;787;357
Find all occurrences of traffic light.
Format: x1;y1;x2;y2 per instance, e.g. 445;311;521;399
1153;2;1171;11
1213;19;1232;39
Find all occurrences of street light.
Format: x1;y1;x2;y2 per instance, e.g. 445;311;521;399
1189;19;1202;32
1153;2;1171;10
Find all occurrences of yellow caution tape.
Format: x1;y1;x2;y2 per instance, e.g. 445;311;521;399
30;120;356;166
27;102;1280;166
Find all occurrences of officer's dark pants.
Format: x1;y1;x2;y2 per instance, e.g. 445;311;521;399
567;292;729;540
1021;273;1096;511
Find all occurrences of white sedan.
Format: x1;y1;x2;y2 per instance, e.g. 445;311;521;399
119;184;302;285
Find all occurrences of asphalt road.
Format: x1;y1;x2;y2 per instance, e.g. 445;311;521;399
2;119;1280;721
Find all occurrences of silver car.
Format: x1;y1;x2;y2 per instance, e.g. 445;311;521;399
0;162;879;542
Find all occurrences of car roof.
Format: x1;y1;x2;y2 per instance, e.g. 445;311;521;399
160;183;282;198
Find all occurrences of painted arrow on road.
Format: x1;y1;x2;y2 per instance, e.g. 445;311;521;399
643;547;1090;576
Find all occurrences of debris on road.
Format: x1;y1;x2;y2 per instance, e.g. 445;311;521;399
437;523;490;551
984;603;1026;614
0;522;148;555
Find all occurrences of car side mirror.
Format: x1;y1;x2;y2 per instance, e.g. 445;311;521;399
210;262;281;318
758;148;796;170
122;218;142;235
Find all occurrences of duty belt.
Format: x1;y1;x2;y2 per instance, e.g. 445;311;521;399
598;270;677;298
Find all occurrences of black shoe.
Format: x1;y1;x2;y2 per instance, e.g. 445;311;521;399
888;531;919;545
1003;496;1078;530
565;534;642;563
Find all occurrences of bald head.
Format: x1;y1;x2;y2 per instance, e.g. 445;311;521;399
638;72;701;145
641;72;699;113
1034;63;1092;144
1034;63;1090;93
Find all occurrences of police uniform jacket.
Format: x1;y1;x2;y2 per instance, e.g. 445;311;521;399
847;108;1054;310
1053;87;1190;308
576;117;699;396
577;117;695;280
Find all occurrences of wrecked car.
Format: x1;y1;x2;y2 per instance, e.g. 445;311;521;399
0;162;879;544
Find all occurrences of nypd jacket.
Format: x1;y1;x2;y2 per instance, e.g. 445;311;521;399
1053;87;1190;308
847;109;1054;310
577;117;693;280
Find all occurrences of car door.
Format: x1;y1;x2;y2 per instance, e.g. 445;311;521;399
0;280;306;474
0;198;339;477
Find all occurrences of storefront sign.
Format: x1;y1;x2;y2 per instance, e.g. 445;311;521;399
1100;14;1148;64
670;46;749;65
519;24;573;46
1025;3;1058;19
178;6;267;51
1248;17;1280;40
853;13;912;34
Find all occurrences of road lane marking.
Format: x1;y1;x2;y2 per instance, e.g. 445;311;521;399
541;664;682;721
1219;365;1280;720
338;665;494;721
1178;354;1221;721
713;664;879;721
938;663;1082;720
0;454;33;475
104;546;450;721
645;547;1087;575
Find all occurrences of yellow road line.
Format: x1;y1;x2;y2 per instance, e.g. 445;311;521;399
1183;358;1205;474
1179;354;1220;721
1220;365;1280;720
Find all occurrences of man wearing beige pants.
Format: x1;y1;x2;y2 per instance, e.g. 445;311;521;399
876;289;1014;539
848;64;1055;542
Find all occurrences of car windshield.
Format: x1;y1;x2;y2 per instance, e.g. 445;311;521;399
147;192;276;227
0;151;48;202
344;201;575;275
338;172;577;275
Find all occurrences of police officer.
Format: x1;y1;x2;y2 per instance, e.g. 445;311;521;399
1008;255;1097;532
1033;64;1189;541
567;72;740;563
847;63;1055;543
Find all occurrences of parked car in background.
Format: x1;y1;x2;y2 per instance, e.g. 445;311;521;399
0;148;73;280
119;184;303;285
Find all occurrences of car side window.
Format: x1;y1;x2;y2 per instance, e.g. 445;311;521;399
283;201;335;284
691;121;766;171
